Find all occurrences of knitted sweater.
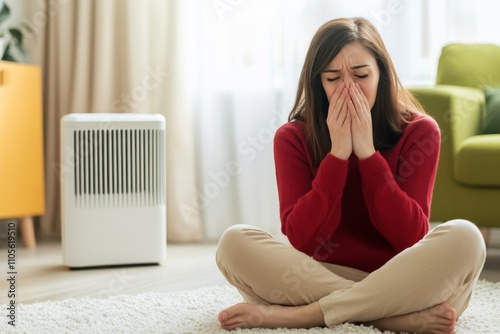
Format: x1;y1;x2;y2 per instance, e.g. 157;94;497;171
273;114;441;272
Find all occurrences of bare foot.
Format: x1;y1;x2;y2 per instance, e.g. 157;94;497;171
218;302;325;330
367;302;457;333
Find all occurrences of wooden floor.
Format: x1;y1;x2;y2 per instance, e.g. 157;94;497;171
6;238;500;305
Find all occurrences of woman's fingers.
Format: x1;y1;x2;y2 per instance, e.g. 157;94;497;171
328;88;349;130
342;102;351;126
349;83;369;117
347;99;357;121
326;84;349;128
347;83;375;160
327;83;353;160
336;88;349;122
331;82;346;105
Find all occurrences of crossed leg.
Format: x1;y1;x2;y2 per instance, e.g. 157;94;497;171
216;220;485;333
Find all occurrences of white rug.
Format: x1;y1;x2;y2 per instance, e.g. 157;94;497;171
1;280;499;333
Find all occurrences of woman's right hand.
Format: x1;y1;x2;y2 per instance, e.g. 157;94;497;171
326;82;352;160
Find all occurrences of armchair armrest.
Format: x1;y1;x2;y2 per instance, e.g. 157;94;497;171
409;85;485;154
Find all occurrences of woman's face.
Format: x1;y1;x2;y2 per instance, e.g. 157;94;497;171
320;42;380;109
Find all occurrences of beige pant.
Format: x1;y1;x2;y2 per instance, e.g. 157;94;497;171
216;219;486;327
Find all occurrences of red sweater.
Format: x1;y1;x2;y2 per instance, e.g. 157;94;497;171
273;114;440;273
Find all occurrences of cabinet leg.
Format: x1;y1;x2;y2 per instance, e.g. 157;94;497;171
20;217;36;249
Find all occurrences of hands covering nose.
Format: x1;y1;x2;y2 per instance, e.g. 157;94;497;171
327;82;375;160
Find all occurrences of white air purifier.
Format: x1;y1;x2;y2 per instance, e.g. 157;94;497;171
61;113;167;268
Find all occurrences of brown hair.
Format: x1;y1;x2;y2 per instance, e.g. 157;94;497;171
289;17;424;167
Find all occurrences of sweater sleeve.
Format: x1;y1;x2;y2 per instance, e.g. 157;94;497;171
358;116;441;252
273;123;348;255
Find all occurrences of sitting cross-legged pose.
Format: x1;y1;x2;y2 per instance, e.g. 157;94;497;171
216;17;486;333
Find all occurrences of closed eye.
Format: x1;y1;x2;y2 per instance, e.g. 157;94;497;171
356;74;369;79
326;77;340;82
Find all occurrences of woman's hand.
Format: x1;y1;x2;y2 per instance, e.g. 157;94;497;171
348;82;375;160
326;82;352;160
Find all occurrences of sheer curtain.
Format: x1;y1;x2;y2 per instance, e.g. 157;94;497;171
189;0;395;241
185;0;500;241
383;0;500;86
22;0;203;242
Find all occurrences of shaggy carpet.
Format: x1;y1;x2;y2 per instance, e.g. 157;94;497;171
1;280;498;333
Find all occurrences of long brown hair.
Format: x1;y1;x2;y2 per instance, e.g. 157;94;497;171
289;17;424;167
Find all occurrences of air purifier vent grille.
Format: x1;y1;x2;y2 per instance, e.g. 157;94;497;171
72;128;165;208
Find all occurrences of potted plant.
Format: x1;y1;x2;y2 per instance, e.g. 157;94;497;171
0;1;32;62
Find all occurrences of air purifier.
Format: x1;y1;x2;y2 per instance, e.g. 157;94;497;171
61;113;167;268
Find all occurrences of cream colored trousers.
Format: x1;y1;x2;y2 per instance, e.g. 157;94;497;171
216;219;486;328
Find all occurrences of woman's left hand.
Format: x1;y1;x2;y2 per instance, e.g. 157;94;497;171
347;83;376;160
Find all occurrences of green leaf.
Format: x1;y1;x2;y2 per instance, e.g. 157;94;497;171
3;53;16;61
9;27;22;45
0;3;11;25
2;43;16;61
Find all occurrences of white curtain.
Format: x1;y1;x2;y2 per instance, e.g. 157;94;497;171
381;0;500;86
183;0;500;241
188;0;392;241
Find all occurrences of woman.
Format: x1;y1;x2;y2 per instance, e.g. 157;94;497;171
216;17;485;333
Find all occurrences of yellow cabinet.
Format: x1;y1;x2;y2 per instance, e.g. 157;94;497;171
0;61;45;247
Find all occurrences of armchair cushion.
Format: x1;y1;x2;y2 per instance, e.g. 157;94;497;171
482;86;500;134
455;134;500;186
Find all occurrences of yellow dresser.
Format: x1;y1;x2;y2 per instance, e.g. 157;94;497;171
0;61;45;247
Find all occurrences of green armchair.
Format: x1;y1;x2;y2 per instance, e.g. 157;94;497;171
410;43;500;229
